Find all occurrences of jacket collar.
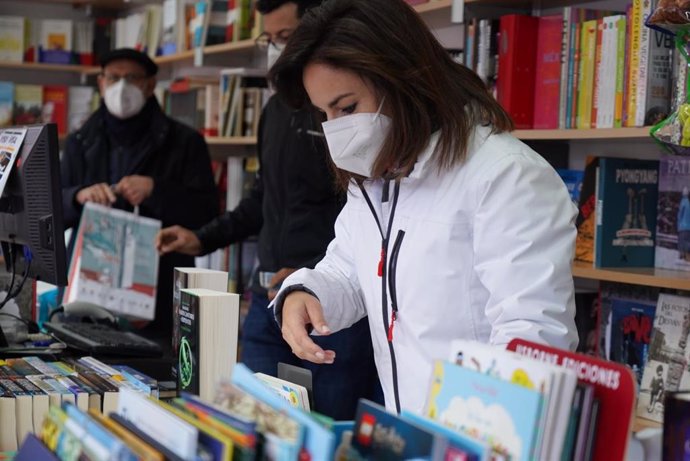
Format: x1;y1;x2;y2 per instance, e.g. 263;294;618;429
407;125;492;180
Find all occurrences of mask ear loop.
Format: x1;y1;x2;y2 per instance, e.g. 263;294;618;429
374;96;386;120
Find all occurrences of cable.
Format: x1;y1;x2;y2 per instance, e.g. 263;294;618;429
0;244;17;310
0;311;31;328
0;248;30;311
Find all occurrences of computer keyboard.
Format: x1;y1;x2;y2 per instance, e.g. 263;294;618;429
44;322;163;357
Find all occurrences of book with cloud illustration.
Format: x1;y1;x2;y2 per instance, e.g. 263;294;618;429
424;360;543;461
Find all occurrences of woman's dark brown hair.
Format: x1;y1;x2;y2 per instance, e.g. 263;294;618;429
269;0;513;189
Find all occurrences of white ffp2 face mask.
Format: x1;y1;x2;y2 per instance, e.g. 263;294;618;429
267;43;286;69
103;79;146;119
321;99;391;178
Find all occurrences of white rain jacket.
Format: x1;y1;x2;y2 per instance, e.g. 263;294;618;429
274;126;579;414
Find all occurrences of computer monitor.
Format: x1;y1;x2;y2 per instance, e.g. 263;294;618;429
0;123;67;287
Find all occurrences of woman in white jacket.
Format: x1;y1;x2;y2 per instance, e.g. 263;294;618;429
269;0;579;414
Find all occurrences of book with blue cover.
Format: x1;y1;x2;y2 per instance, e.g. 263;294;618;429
351;399;440;460
608;298;656;386
595;157;659;267
424;360;543;461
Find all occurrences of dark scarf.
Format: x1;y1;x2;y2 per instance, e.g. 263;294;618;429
103;96;158;147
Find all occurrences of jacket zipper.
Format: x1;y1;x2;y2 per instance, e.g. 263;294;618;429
359;180;403;414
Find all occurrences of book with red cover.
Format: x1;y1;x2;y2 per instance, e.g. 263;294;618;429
42;85;68;136
533;15;563;129
497;14;539;129
508;338;636;461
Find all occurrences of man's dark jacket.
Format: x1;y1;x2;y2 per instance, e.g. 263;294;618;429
61;98;219;341
195;95;343;286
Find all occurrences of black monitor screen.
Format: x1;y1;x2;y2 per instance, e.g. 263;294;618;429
0;124;67;287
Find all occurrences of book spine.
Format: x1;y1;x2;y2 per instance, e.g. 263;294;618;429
626;0;641;126
635;0;653;126
591;19;604;128
559;7;572;129
614;17;627;128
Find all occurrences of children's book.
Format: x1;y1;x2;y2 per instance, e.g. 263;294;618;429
556;169;585;206
424;360;543;461
230;363;335;461
608;298;656;385
64;202;161;320
42;86;68;136
637;293;690;423
213;377;302;460
351;399;439;461
655;154;690;272
447;339;577;461
254;372;310;411
575;156;599;263
595;157;659;267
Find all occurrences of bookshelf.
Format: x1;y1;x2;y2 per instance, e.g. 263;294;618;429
513;126;652;140
572;261;690;291
0;61;99;74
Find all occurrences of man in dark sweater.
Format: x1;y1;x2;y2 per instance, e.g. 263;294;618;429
156;0;379;420
61;48;219;345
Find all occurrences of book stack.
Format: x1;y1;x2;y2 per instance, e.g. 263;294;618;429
0;355;158;452
11;339;638;460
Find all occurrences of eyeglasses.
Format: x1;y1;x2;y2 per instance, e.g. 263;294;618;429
255;30;293;50
100;73;149;85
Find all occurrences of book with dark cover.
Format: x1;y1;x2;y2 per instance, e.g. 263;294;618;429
595;157;659;267
609;298;656;385
178;289;200;396
663;391;690;461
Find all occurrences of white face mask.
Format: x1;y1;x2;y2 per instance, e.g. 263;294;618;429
267;43;286;69
103;79;146;119
321;99;390;177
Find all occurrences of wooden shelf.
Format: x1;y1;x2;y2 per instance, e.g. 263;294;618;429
414;0;453;13
572;260;690;290
632;416;662;433
0;61;98;74
205;136;257;146
513;127;652;140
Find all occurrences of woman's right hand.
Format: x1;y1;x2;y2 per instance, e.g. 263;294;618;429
281;291;335;364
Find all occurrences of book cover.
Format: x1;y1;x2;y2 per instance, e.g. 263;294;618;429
576;19;597;129
64;202;161;320
68;86;95;133
508;339;637;461
574;291;600;356
351;399;439;461
637;293;690;423
447;339;577;461
557;169;585;206
608;298;656;386
595;157;659;267
0;82;13;128
575;156;599;264
171;267;228;379
13;84;42;126
599;282;659;361
39;19;72;52
41;85;67;136
0;16;25;63
177;288;239;402
425;360;543;461
254;372;310;411
663;391;690;461
230;363;335;460
117;387;199;461
655;154;690;272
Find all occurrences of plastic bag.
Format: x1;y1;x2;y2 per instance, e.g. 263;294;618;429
648;0;690;34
